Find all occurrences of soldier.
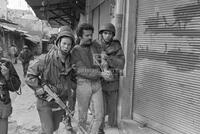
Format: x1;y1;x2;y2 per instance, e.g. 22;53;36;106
18;45;34;77
25;28;75;134
71;23;111;134
0;52;21;134
8;45;18;64
95;23;125;134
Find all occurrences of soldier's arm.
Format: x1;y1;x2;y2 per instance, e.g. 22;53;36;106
6;61;21;92
106;42;125;70
25;55;46;91
71;48;101;80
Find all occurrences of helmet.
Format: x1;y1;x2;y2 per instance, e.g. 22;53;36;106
55;30;75;46
58;25;73;33
99;23;116;36
23;45;28;49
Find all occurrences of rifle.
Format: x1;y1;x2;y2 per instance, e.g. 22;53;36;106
42;83;88;134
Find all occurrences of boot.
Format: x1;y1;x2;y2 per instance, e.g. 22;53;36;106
64;115;73;131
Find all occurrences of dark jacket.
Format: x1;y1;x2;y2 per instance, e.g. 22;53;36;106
71;42;102;80
94;39;125;91
25;49;73;106
18;49;33;63
0;58;21;104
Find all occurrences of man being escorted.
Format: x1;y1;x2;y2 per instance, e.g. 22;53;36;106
71;23;110;134
0;53;21;134
95;23;125;134
26;28;75;134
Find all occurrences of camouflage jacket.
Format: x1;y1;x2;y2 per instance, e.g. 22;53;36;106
25;49;74;102
93;39;125;91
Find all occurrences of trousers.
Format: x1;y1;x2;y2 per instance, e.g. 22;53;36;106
76;79;104;134
36;99;65;134
0;102;12;134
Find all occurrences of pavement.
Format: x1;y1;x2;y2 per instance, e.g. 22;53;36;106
7;61;162;134
119;120;162;134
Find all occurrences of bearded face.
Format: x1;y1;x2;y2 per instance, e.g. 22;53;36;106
79;30;93;45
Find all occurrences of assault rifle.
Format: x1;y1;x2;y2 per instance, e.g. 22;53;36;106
42;83;88;134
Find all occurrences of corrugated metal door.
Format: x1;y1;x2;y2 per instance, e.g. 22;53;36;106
134;0;200;134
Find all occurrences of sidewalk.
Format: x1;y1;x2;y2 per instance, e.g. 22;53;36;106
119;120;162;134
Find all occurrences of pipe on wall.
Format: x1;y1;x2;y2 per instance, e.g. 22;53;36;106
113;0;125;41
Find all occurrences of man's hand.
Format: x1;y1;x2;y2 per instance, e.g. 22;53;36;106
1;63;9;80
35;88;45;96
101;70;113;81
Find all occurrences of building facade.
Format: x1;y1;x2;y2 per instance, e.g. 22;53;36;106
24;0;200;134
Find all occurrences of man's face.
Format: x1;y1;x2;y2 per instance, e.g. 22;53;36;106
79;30;93;45
102;31;113;43
58;37;72;54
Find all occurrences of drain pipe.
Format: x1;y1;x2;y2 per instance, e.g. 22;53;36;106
113;0;125;41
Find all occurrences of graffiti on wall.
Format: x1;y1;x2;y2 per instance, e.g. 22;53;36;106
144;3;200;37
138;2;200;71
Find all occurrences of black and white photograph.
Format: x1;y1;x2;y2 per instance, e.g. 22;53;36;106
0;0;200;134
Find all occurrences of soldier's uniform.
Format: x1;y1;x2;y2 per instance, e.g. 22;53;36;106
26;30;75;134
97;23;125;133
0;58;21;134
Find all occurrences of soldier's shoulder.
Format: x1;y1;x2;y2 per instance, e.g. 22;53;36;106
29;54;48;66
112;39;122;48
38;54;46;59
32;54;47;62
112;39;121;45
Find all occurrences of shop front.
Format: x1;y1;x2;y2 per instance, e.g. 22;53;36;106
134;0;200;134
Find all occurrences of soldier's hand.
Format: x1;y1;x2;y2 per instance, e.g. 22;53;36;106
101;60;108;69
1;64;9;80
35;88;45;96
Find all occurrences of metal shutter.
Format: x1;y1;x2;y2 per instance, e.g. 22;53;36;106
134;0;200;134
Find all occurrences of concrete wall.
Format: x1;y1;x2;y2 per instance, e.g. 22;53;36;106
118;0;137;120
